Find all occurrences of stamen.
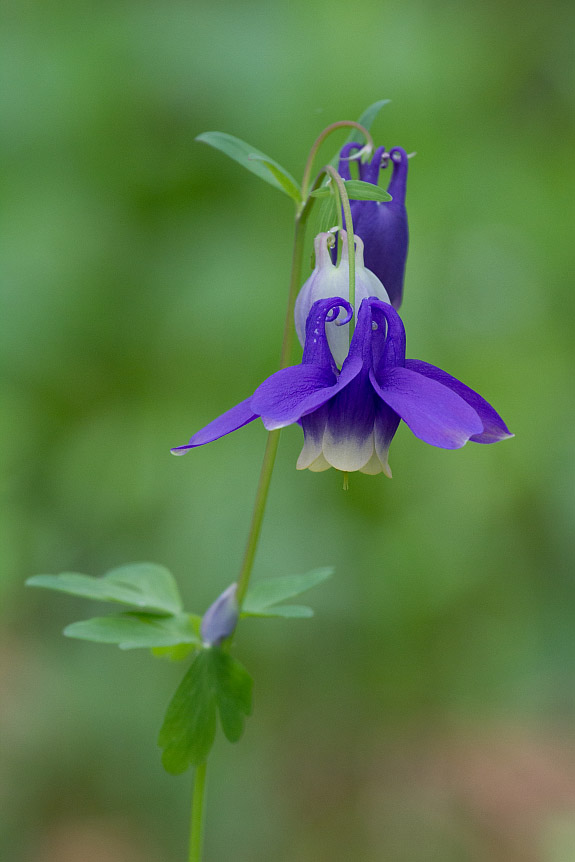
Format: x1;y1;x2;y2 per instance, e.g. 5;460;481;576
342;472;349;491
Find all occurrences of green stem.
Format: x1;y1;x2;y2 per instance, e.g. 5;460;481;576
235;429;281;607
301;121;373;202
324;166;355;339
236;208;309;607
189;762;208;862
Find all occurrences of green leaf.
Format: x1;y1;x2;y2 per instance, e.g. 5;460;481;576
242;567;333;614
196;131;300;199
26;562;183;615
343;180;392;202
210;648;253;743
346;99;391;145
246;154;302;203
311;180;391;203
327;99;390;170
158;650;217;773
158;648;253;774
242;604;314;619
151;643;198;662
63;612;201;650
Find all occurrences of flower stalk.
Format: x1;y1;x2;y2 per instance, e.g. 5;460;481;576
189;762;208;862
300;121;373;201
188;121;373;858
323;165;356;338
236;128;366;605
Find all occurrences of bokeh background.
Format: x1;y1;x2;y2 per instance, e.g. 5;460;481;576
3;0;575;859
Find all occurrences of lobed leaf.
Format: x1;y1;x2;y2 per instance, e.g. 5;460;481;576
210;648;253;743
63;612;201;650
26;562;183;615
196;131;300;200
159;648;253;774
159;650;217;773
242;567;333;614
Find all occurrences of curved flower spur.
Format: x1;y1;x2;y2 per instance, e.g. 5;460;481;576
171;297;512;477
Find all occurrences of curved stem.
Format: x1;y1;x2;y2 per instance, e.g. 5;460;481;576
236;206;311;606
189;762;208;862
235;429;281;607
324;166;356;339
301;121;373;201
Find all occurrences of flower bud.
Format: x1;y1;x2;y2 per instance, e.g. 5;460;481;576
294;230;389;367
201;583;239;646
339;144;409;309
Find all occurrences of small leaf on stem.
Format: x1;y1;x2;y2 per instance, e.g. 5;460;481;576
27;562;183;615
242;567;333;617
196;131;300;200
63;612;201;650
247;154;302;203
311;180;391;202
159;648;253;774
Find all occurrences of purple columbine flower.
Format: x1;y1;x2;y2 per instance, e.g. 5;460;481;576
339;143;409;309
295;230;390;368
201;583;239;646
171;297;512;477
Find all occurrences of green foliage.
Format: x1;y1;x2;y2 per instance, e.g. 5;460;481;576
246;154;302;203
347;99;391;144
158;647;253;774
242;567;333;618
151;643;199;662
327;99;390;169
196;131;301;201
64;612;201;650
312;180;392;202
27;563;183;615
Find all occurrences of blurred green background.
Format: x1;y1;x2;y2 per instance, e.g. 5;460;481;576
2;0;575;859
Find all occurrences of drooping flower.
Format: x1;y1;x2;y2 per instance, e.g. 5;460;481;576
294;230;389;368
338;143;409;309
171;297;512;477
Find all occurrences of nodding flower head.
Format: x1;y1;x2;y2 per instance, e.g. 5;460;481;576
294;230;389;368
338;143;409;310
171;297;512;478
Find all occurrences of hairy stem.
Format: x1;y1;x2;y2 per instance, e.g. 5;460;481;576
189;762;208;862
